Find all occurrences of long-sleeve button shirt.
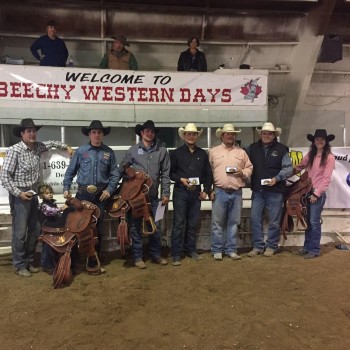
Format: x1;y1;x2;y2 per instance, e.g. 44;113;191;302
30;35;68;67
0;140;69;197
170;144;212;193
209;143;253;190
295;152;335;197
63;143;120;195
121;140;170;198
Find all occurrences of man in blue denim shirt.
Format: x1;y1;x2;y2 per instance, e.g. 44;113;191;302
63;120;120;266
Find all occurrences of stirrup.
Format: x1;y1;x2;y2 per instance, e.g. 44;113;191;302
142;217;157;235
86;252;102;274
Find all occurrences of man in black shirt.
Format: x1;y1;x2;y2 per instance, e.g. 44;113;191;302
170;123;212;266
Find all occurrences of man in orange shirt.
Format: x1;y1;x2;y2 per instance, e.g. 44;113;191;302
209;124;253;261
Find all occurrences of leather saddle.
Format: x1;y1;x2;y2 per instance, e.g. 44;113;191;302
281;171;313;239
106;165;157;255
39;197;102;289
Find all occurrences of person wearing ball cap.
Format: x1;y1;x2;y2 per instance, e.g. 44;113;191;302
209;123;253;261
246;122;293;258
295;129;335;259
170;123;212;266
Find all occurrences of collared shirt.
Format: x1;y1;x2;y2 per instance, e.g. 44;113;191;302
170;144;212;193
209;143;253;190
1;140;68;197
296;152;335;197
63;143;120;195
121;139;170;198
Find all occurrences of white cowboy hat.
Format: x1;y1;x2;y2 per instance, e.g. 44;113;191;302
215;124;241;138
178;123;203;140
256;122;281;137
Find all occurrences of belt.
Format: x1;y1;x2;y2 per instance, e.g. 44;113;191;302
219;187;236;194
177;184;199;192
78;185;106;194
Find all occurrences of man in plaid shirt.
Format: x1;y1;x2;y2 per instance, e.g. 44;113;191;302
0;118;73;277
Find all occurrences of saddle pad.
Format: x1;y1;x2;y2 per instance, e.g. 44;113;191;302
40;231;76;254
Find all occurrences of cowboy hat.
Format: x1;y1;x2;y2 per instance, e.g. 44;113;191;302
81;120;111;136
111;34;130;47
256;122;281;137
307;129;335;143
178;123;203;140
13;118;42;137
215;124;241;138
135;120;159;137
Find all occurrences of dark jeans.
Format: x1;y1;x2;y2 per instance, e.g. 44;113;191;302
171;187;201;259
129;197;162;262
41;242;58;269
9;193;41;270
75;190;107;253
41;242;78;271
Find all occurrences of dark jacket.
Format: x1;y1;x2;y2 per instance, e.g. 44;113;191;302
248;139;289;194
177;49;207;72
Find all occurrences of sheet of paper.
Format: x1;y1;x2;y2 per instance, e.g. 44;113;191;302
154;201;166;222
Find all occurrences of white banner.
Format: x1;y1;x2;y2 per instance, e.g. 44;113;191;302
0;65;267;106
289;147;350;209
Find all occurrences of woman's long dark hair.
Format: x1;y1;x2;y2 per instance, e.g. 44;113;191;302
307;140;331;168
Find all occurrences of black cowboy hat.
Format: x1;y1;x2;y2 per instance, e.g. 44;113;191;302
307;129;335;143
13;118;42;137
135;120;159;137
82;120;111;136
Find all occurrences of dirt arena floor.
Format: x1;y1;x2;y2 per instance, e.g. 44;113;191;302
1;243;350;350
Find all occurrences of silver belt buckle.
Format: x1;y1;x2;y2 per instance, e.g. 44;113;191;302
87;185;97;193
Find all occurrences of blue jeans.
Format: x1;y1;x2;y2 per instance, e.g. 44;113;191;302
9;194;41;270
211;188;242;254
250;190;284;252
171;187;201;259
41;242;58;269
75;190;107;253
303;193;326;255
129;197;162;261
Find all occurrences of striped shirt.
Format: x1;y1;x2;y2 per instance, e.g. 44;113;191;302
0;140;68;197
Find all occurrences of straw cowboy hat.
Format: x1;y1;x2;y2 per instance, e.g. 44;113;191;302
82;120;111;136
13;118;42;137
307;129;335;143
178;123;203;140
215;124;241;138
256;122;281;137
135;120;159;137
